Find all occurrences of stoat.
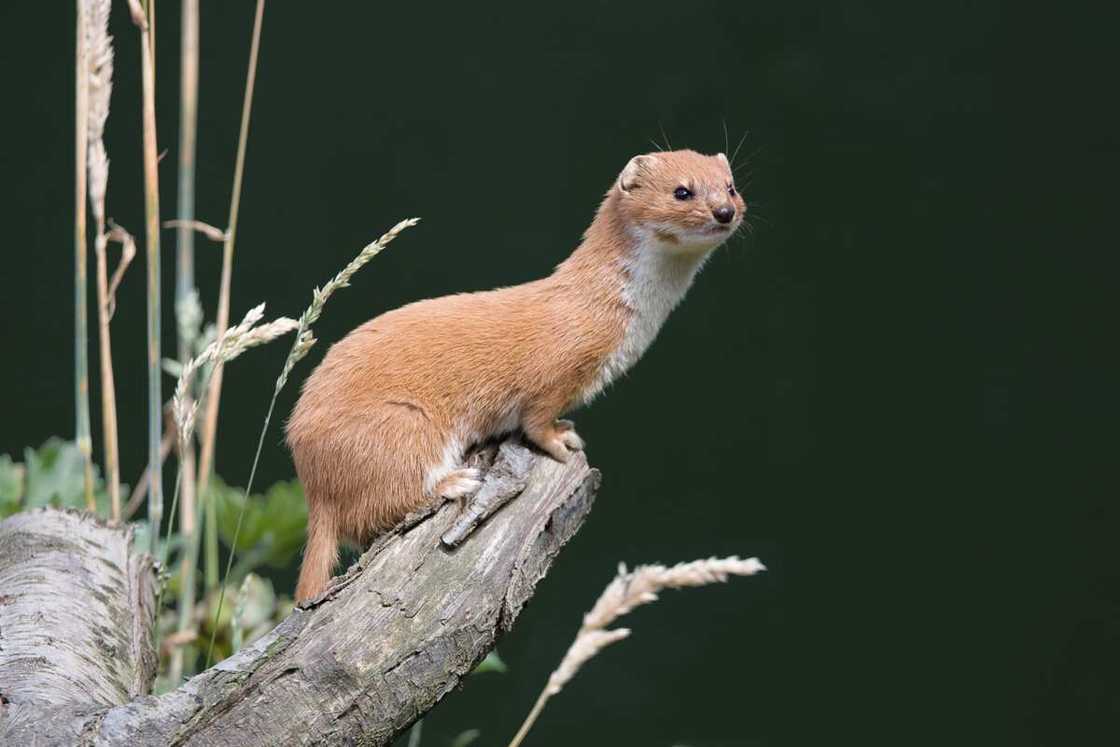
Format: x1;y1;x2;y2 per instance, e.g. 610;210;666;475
287;149;746;601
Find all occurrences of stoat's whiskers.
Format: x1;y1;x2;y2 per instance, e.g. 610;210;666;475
730;128;751;166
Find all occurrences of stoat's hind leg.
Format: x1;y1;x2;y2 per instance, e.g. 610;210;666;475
435;467;482;500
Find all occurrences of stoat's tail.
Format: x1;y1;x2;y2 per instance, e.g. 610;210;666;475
296;505;339;602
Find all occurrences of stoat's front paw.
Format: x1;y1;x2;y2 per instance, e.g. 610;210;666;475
530;420;584;463
538;436;573;463
555;419;585;451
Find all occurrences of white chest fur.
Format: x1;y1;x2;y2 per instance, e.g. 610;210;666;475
581;233;711;403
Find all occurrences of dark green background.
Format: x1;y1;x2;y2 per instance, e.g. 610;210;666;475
1;2;1115;745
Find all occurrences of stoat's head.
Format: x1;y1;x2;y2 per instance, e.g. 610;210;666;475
614;149;746;253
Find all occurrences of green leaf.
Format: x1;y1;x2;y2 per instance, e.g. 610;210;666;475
211;477;262;550
131;520;155;557
449;729;481;747
259;480;308;566
472;650;507;675
22;438;112;515
203;585;239;634
131;519;185;563
236;574;276;631
0;454;25;518
23;438;87;509
211;477;307;570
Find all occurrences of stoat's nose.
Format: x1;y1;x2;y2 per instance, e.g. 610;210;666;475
712;206;735;224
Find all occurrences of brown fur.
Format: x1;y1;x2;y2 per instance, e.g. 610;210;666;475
287;150;745;600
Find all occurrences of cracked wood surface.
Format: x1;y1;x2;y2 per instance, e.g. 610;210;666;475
0;440;598;745
0;509;157;745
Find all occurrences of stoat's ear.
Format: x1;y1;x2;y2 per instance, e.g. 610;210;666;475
618;154;658;193
716;152;730;170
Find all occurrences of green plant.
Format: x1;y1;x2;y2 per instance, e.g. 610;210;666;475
450;730;482;747
0;438;119;520
212;477;308;572
153;568;295;692
473;651;508;675
0;455;23;518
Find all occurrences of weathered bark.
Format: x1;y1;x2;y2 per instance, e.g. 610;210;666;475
0;509;157;745
0;440;599;745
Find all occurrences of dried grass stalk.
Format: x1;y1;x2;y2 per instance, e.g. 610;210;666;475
173;0;200;331
170;0;200;685
122;406;174;521
277;217;420;390
104;224;136;317
508;555;766;747
129;0;163;551
196;0;267;569
86;0;127;519
74;0;95;512
165;219;226;243
147;0;156;76
92;227;131;519
171;303;298;450
86;0;111;228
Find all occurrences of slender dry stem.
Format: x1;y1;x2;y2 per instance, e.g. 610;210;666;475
166;219;225;242
104;222;136;315
74;0;95;512
169;0;200;684
147;0;155;77
123;406;174;521
129;0;162;552
205;218;419;667
93;233;124;519
87;0;125;519
197;0;266;591
508;555;766;747
173;0;199;526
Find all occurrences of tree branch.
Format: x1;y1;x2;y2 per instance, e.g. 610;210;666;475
0;440;599;745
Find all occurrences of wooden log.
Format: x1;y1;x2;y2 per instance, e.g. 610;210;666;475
0;440;598;746
0;509;157;745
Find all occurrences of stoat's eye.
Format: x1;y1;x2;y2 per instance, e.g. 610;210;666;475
728;184;737;197
673;186;693;201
